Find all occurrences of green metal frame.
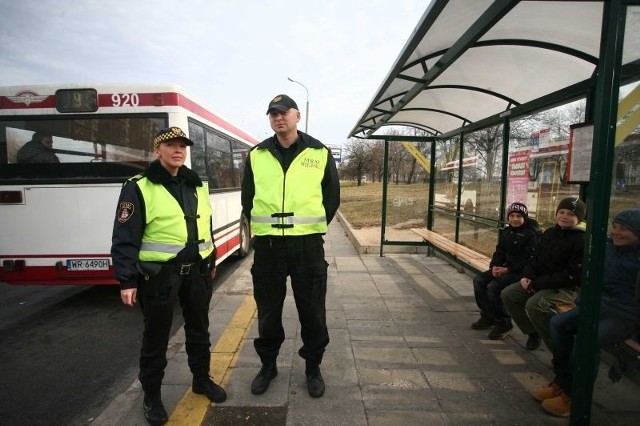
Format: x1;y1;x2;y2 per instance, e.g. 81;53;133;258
571;1;626;423
371;2;636;422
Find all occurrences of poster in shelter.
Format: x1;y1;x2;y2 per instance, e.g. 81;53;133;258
507;150;530;206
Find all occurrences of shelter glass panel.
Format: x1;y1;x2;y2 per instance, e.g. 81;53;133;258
509;104;583;230
609;84;640;216
432;138;460;240
383;141;429;243
458;126;504;257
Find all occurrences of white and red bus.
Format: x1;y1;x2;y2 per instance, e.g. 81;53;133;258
0;83;258;285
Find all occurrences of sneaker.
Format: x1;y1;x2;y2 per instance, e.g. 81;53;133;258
306;366;325;398
488;323;513;340
192;375;227;403
251;362;278;395
471;317;496;330
531;382;562;402
526;333;541;350
541;392;572;417
143;392;168;426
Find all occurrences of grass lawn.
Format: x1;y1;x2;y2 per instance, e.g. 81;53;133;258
339;181;428;229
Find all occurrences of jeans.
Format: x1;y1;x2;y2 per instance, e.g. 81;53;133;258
550;304;637;395
501;282;577;350
472;270;520;324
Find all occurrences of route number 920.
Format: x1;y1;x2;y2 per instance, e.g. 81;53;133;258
112;93;140;107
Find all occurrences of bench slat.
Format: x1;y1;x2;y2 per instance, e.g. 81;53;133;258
411;228;491;272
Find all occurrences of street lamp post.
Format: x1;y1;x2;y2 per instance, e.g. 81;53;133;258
287;77;309;133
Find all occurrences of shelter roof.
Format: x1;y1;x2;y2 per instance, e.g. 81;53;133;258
350;0;640;139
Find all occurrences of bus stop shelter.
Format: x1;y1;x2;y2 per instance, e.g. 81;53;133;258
349;1;640;423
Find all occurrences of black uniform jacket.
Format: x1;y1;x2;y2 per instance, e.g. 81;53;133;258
522;222;587;292
111;161;211;290
490;218;540;274
240;131;340;229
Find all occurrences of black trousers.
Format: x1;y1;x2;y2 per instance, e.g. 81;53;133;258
251;234;329;366
137;264;214;393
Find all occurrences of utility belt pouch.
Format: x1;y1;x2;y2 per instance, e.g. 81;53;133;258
137;261;162;279
200;251;215;274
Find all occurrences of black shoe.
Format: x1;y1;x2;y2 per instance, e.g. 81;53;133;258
251;362;278;395
471;317;496;330
488;323;513;340
306;366;325;398
143;393;168;426
526;333;541;350
192;376;227;403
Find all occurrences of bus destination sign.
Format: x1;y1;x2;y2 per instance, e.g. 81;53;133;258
55;89;99;113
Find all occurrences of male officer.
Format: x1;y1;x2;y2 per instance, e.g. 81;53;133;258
241;94;340;398
112;127;226;425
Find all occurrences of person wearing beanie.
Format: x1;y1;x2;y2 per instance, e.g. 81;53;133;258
502;197;587;352
531;209;640;417
471;202;540;341
555;197;587;223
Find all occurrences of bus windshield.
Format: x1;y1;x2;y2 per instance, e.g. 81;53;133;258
0;116;165;181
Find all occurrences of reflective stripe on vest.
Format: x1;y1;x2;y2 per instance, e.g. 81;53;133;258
134;177;214;262
250;146;328;236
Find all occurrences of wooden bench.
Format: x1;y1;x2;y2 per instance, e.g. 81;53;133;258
411;228;490;273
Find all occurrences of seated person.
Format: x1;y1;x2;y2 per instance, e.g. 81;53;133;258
17;132;60;163
471;202;540;340
531;209;640;418
501;197;587;351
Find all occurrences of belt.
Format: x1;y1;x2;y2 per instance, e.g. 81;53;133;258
163;262;198;275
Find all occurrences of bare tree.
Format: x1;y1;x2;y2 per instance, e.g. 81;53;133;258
369;140;385;182
466;124;502;183
342;138;372;186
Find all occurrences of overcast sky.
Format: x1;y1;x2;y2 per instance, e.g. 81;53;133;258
0;0;429;145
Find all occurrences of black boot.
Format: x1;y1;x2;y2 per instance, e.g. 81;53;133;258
306;362;325;398
251;361;278;395
192;376;227;403
526;332;541;350
143;391;168;426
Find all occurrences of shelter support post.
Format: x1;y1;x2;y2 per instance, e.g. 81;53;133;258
571;1;626;423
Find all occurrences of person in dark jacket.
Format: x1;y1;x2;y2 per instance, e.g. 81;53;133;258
111;127;226;425
16;132;59;163
241;94;340;399
531;209;640;418
502;197;587;351
471;202;540;340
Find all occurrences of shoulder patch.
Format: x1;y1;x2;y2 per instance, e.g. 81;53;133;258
117;202;135;223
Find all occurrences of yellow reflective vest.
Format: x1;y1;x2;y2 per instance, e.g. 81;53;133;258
250;147;328;236
133;176;214;262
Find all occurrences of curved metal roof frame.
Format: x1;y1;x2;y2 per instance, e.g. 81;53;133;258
350;0;640;139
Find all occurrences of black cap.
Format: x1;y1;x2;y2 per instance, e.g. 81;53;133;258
266;94;298;115
153;127;193;148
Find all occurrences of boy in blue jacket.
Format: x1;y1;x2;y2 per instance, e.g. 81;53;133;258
532;209;640;417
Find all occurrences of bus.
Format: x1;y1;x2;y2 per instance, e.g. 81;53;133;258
0;83;259;285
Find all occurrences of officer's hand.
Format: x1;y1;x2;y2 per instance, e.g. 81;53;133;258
210;267;217;280
121;288;137;307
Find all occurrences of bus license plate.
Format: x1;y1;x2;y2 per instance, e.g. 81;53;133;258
67;259;110;271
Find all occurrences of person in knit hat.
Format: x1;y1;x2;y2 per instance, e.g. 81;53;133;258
471;202;540;341
502;197;587;352
555;197;587;223
531;209;640;417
